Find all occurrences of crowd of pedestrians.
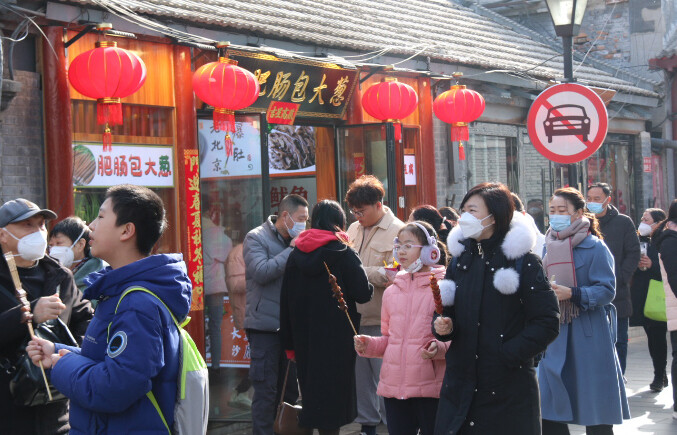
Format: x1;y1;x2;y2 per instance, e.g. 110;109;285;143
0;177;675;434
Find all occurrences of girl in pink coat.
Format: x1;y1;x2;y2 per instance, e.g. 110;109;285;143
354;221;449;435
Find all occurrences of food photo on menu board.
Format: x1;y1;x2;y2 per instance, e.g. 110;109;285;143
268;125;316;174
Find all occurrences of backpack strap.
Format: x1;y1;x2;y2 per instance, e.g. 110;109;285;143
107;286;179;435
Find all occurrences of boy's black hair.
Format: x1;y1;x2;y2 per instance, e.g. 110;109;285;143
105;184;167;255
50;216;92;257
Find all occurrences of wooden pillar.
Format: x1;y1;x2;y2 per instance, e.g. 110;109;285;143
173;45;205;353
43;27;74;219
417;76;437;206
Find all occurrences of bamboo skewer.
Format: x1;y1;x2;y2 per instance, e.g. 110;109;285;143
4;252;53;401
323;262;358;336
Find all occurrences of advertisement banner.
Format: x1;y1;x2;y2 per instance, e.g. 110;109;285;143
268;125;316;175
184;149;204;311
198;116;262;179
208;296;251;368
72;143;174;188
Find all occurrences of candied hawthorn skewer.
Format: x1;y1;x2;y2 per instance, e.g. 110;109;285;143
430;273;444;315
324;262;358;335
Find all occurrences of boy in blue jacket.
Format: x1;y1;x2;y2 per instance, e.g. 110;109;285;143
27;184;193;434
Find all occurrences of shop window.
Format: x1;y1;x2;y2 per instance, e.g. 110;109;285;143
467;135;519;192
71;100;178;253
586;138;634;217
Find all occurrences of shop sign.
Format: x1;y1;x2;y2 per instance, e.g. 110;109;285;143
229;49;358;119
404;155;416;186
267;101;299;125
184;149;204;311
527;83;608;164
72;144;174;188
198;117;262;179
643;156;652;173
270;177;317;210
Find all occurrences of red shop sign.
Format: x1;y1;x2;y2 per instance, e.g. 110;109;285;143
266;101;300;125
184;149;204;311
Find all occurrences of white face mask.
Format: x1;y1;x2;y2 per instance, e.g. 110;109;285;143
3;228;48;262
405;257;423;274
458;212;493;240
49;228;86;268
638;222;653;237
285;214;305;238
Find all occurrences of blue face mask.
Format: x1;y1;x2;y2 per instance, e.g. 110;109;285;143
285;214;305;238
549;214;572;232
586;201;606;214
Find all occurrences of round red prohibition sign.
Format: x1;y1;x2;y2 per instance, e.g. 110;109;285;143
527;83;608;164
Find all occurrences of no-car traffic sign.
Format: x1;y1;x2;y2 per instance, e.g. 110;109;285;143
527;83;608;164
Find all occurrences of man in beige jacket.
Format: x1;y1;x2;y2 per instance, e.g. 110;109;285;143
345;175;404;435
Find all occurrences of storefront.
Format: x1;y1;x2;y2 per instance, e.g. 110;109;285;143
44;28;438;423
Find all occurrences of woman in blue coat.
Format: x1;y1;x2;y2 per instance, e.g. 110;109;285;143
538;187;630;435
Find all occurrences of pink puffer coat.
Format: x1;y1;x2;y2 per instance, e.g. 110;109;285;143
359;266;449;399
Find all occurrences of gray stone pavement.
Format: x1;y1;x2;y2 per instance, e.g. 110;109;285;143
211;327;677;434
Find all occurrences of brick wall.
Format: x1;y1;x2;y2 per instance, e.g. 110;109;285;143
0;70;46;205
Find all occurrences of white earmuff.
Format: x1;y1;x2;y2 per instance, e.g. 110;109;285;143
412;222;441;266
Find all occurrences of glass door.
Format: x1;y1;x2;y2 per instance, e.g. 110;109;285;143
336;123;397;223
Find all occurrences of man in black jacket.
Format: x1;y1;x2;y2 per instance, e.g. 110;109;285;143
0;198;93;435
587;183;640;375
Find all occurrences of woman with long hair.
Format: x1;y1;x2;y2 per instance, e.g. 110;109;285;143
652;198;677;419
279;200;373;434
432;182;559;434
629;207;668;392
538;187;629;434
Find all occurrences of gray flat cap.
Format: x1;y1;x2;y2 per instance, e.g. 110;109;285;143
0;198;57;227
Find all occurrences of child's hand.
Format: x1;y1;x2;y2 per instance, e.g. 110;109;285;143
26;336;56;368
421;341;438;359
434;316;453;336
353;335;368;353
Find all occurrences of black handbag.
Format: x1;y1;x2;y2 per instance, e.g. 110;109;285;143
6;317;78;407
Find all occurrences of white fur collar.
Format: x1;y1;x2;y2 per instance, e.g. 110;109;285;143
445;211;536;260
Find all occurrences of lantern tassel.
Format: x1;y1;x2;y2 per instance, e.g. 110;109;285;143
394;123;402;142
458;142;466;161
103;125;112;152
97;100;123;126
214;109;236;133
450;125;469;142
225;133;234;159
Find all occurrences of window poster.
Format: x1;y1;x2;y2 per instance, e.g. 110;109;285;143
198;116;262;179
268;125;316;175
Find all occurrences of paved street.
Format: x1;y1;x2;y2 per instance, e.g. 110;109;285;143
211;328;677;434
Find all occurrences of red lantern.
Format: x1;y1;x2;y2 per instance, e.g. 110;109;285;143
361;79;418;142
192;56;259;153
69;40;146;151
433;85;485;160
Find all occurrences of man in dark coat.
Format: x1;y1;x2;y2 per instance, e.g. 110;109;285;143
0;198;93;435
587;183;640;374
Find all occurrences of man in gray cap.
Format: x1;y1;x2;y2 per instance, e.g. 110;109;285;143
0;198;93;435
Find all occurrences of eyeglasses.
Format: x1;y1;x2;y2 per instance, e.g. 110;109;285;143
350;209;366;218
393;243;425;251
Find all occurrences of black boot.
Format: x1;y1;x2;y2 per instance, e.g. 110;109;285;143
650;371;665;392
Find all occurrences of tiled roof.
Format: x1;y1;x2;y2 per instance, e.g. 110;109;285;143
69;0;659;99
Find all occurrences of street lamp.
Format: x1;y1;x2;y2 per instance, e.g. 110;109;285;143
545;0;588;81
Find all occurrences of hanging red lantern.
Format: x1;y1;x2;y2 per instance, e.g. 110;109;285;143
361;78;418;142
192;47;259;153
68;35;146;151
433;79;485;161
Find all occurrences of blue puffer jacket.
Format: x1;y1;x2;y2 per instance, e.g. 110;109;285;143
50;254;192;434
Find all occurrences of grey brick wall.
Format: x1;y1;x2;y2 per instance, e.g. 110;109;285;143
0;70;46;205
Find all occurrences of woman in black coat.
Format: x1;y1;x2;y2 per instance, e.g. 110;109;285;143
280;200;373;434
629;207;667;392
433;183;560;435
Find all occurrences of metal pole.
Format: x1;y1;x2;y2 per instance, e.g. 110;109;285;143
563;36;574;82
